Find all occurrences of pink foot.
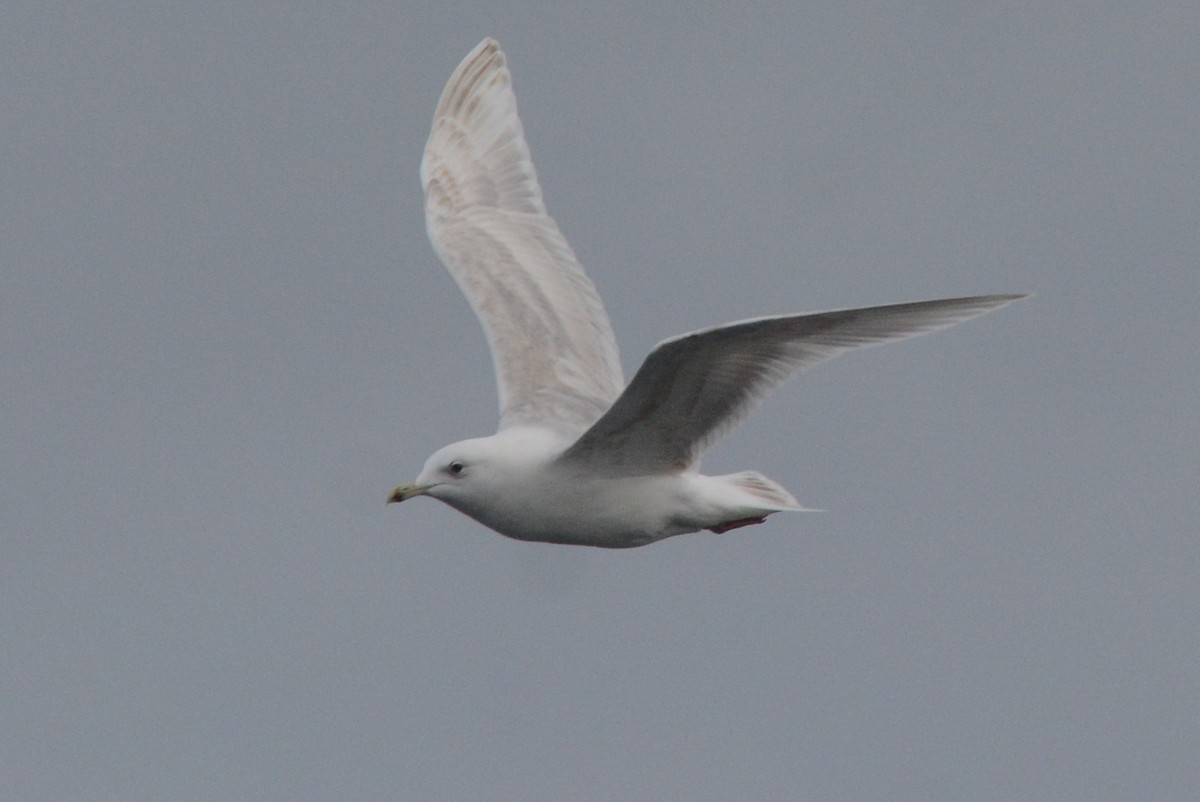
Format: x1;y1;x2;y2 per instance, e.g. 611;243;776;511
706;516;767;534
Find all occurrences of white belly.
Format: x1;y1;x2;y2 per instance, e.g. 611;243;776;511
449;471;779;548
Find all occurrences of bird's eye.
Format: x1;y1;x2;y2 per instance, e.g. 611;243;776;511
448;461;465;476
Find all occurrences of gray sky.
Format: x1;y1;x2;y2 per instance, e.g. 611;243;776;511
3;2;1197;800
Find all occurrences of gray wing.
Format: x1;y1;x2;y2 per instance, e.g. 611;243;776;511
558;295;1027;474
422;39;624;433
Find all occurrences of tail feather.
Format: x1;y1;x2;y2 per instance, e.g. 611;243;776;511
723;471;808;510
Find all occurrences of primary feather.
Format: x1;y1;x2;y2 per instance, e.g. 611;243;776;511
421;38;623;433
558;295;1026;474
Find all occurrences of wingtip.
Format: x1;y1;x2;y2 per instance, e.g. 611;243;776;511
465;37;503;64
961;292;1030;306
979;292;1033;313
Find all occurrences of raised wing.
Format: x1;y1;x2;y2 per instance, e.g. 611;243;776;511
558;295;1026;474
422;39;624;432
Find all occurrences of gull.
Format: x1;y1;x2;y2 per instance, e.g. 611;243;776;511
388;39;1025;548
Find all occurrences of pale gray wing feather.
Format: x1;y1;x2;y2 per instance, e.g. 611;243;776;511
559;295;1027;474
422;39;624;432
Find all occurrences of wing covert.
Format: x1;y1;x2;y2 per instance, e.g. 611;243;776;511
558;295;1026;473
422;39;624;432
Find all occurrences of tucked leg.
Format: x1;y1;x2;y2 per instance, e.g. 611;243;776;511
706;516;767;534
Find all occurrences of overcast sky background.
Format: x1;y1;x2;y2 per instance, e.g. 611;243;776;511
3;3;1197;800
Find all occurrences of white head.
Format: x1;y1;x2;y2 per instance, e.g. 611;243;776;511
387;428;565;520
387;436;497;510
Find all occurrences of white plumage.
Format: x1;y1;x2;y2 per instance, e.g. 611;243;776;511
420;39;623;432
389;39;1025;548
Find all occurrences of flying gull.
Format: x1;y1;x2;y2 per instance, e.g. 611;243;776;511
388;39;1026;548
